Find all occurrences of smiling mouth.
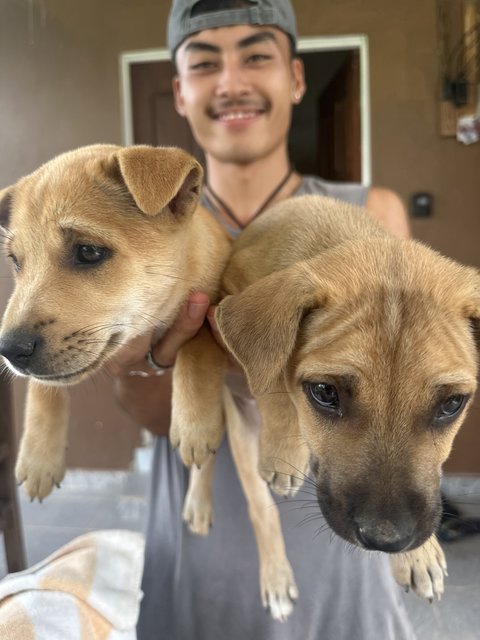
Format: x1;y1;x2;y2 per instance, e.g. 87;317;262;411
214;109;264;122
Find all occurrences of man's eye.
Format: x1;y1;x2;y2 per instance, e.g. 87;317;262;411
73;244;110;267
303;381;342;417
433;394;468;425
246;53;271;64
189;60;217;71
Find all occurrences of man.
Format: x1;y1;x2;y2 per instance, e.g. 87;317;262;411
109;1;416;638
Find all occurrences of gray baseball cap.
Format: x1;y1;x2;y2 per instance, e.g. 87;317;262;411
167;0;298;55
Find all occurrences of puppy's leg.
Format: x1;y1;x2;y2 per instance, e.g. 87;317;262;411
256;389;310;498
182;454;216;536
16;381;69;501
170;325;226;467
390;534;447;601
225;387;298;622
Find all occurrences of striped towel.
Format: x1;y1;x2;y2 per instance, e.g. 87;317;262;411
0;530;144;640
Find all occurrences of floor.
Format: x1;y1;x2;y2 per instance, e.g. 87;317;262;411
1;451;479;640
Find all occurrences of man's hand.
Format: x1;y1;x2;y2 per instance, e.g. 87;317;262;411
107;292;210;435
106;292;211;378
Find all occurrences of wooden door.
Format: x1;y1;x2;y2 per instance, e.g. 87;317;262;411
317;51;361;182
130;60;204;162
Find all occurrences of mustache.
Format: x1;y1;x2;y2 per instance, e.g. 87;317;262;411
207;97;268;117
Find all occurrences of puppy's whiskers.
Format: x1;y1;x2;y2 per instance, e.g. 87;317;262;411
295;511;326;529
0;229;14;242
143;266;190;284
138;312;169;328
266;456;316;486
0;361;17;383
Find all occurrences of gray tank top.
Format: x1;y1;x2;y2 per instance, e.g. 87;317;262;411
201;175;369;238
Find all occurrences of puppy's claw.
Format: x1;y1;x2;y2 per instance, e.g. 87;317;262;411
182;482;214;537
288;584;299;601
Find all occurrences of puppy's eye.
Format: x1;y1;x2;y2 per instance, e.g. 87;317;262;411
433;394;468;425
304;382;342;416
7;253;20;272
74;244;110;267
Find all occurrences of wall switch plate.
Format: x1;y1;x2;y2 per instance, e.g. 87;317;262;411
410;192;433;217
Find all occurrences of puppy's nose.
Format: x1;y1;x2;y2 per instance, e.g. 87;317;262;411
355;519;414;553
0;331;38;370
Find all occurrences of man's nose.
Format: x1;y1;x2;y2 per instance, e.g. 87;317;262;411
215;61;251;98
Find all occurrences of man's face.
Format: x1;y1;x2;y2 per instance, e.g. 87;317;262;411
173;24;305;165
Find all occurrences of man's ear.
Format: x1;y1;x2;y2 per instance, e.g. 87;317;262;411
215;263;325;395
291;57;306;104
172;76;186;117
105;145;203;217
0;187;12;229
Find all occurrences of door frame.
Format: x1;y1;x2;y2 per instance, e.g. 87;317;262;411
119;35;371;185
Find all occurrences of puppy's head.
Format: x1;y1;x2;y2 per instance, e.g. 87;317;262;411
216;238;480;553
0;144;202;383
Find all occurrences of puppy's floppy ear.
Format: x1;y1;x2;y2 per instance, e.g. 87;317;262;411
109;146;203;216
0;187;12;229
216;263;325;394
463;268;480;347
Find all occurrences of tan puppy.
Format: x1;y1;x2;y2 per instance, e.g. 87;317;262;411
181;195;480;619
0;144;231;500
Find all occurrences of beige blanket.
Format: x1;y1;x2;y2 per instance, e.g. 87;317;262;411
0;530;144;640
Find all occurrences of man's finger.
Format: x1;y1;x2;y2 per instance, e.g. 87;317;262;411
207;305;226;349
150;292;210;367
105;331;154;376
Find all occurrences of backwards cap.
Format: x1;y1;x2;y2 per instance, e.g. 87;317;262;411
167;0;298;55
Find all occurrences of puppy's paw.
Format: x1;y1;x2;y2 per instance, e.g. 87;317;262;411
15;449;65;502
182;490;214;536
170;407;224;468
170;422;222;468
390;535;447;601
261;468;305;498
259;444;310;498
260;560;298;622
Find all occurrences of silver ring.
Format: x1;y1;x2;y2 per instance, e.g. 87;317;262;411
145;349;174;374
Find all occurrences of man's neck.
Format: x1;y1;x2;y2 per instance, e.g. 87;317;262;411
204;151;301;227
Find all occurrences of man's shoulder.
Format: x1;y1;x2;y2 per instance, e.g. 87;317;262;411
297;175;369;207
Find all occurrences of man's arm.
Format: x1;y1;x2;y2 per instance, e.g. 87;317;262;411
107;293;210;437
366;187;411;239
